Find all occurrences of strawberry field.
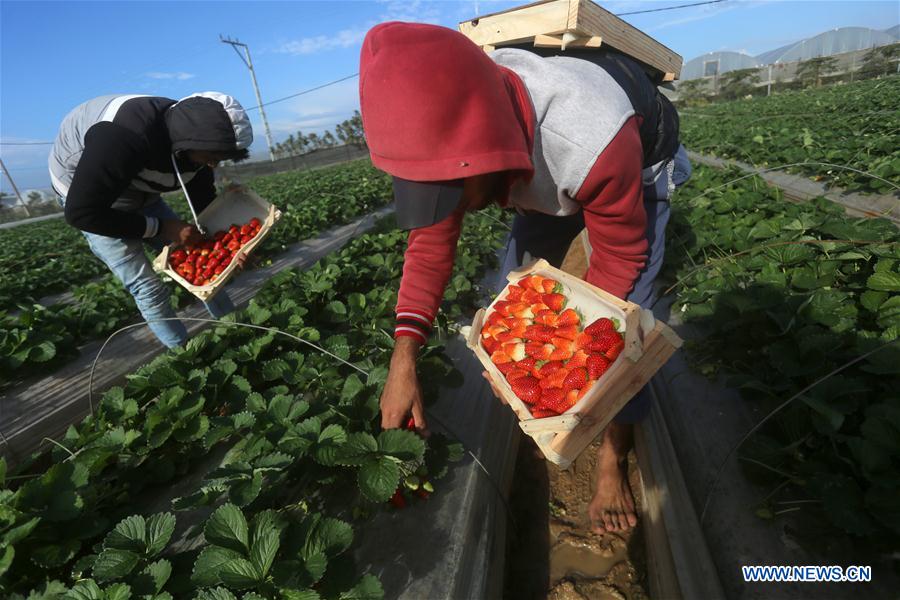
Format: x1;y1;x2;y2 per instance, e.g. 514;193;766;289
0;160;392;387
679;76;900;194
664;164;900;552
0;203;510;597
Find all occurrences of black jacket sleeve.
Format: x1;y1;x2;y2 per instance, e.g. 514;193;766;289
64;122;150;239
184;166;216;214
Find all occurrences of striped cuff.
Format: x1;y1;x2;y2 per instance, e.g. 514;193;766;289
395;309;433;344
143;216;160;239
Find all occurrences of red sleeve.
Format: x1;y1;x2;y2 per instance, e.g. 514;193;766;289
574;115;647;300
394;208;464;343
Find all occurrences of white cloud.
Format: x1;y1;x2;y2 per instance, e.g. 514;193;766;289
264;78;360;140
645;2;738;33
277;27;368;55
145;71;196;80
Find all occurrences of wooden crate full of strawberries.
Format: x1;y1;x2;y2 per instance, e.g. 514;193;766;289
466;259;682;468
153;186;281;301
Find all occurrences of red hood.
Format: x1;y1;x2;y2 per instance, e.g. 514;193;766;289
359;22;534;182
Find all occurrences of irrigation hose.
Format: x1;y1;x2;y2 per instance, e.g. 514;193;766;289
86;316;514;521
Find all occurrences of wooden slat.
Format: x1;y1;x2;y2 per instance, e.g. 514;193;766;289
0;207;394;466
572;0;682;79
458;0;570;47
532;33;603;50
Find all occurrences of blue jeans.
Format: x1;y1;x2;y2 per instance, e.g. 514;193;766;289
78;199;235;348
498;145;691;424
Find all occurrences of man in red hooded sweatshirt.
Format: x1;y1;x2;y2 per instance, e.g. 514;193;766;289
359;22;690;535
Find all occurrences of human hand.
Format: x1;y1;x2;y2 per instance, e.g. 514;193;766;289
482;371;507;405
380;337;428;435
161;219;202;246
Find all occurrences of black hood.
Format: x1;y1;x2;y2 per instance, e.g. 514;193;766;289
164;95;252;153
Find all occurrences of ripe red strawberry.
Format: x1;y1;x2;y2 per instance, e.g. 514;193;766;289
531;408;558;419
507;369;530;382
536;360;563;379
605;338;625;361
502;317;531;329
530;303;551;316
549;347;575;362
523;324;555;343
481;336;499;355
577;380;595;400
510;303;535;319
496;330;525;343
389;489;407;509
563;367;588;393
534;310;560;327
482;324;507;339
554;325;579;341
539;387;568;414
586;354;610;379
551;337;574;351
557;308;580;327
574;332;593;350
565;390;579;408
588;330;622;353
521;289;543;304
541;293;566;312
505;285;526;302
494;301;513;317
502;342;526;361
585;317;616;336
541;277;560;293
519;275;546;292
510;376;542;405
516;356;539;377
486;311;506;326
567;350;590;368
540;367;570;390
525;342;554;361
495;361;517;375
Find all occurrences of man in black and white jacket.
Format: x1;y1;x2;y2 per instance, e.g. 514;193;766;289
49;92;253;347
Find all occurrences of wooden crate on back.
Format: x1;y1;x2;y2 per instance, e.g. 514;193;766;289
458;0;682;82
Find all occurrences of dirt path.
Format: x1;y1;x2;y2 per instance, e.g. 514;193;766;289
504;234;649;600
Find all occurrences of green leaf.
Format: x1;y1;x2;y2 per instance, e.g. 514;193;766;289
31;539;80;568
195;588;238;600
245;392;267;413
64;580;103;600
145;512;176;557
262;359;290;382
4;516;41;544
104;515;146;553
305;517;353;559
0;545;13;578
299;551;328;586
877;296;900;330
230;471;264;507
867;271;900;291
377;429;426;462
250;529;280;577
204;503;249;554
220;558;262;589
325;300;348;322
860;290;889;312
340;375;365;401
335;433;378;466
93;548;140;581
0;457;6;486
104;583;131;600
314;424;348;466
191;546;243;587
358;457;400;503
131;559;171;596
28;341;57;363
340;574;384;600
280;589;321;600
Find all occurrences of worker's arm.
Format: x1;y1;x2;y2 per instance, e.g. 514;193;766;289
380;207;465;432
574;115;648;300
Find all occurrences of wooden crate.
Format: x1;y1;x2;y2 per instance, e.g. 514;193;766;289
458;0;682;81
152;187;281;302
465;258;682;468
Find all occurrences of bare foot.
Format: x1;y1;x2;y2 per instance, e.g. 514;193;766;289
588;422;638;534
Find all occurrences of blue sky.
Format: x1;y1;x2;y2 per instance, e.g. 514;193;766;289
2;0;898;192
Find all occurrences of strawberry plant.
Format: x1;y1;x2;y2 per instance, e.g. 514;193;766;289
1;206;510;598
664;164;900;552
680;76;900;194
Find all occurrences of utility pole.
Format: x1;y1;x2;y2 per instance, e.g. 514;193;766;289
220;35;276;162
0;157;31;217
766;64;772;96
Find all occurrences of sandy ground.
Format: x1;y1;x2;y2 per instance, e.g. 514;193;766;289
503;233;649;600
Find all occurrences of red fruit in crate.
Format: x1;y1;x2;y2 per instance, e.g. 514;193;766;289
240;234;253;245
171;249;187;262
530;303;551;316
213;241;224;252
586;354;611;379
193;276;207;287
502;342;526;362
486;310;505;326
537;360;563;379
181;262;196;277
567;350;590;368
557;308;580;327
541;278;560;293
229;224;240;235
540;367;570;390
213;230;226;241
493;301;513;317
565;390;579;408
196;255;208;269
505;284;525;302
482;324;507;339
214;264;226;275
563;367;588;393
585;317;616;336
517;356;538;377
227;239;241;252
509;303;535;319
521;288;543;304
577;380;595;400
534;310;560;327
523;324;555;343
605;338;625;361
497;325;526;342
539;388;567;414
519;275;545;292
507;369;530;382
554;325;578;341
482;336;499;354
574;332;593;351
239;224;251;236
502;317;532;330
510;376;542;405
551;337;574;352
221;233;233;245
548;346;574;362
588;330;622;353
531;408;558;419
249;217;262;228
525;342;554;361
541;293;566;312
490;349;512;364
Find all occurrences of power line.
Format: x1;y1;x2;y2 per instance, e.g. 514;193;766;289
245;73;360;111
616;0;727;16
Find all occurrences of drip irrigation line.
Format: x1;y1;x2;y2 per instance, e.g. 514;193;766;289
87;316;512;518
699;338;900;524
